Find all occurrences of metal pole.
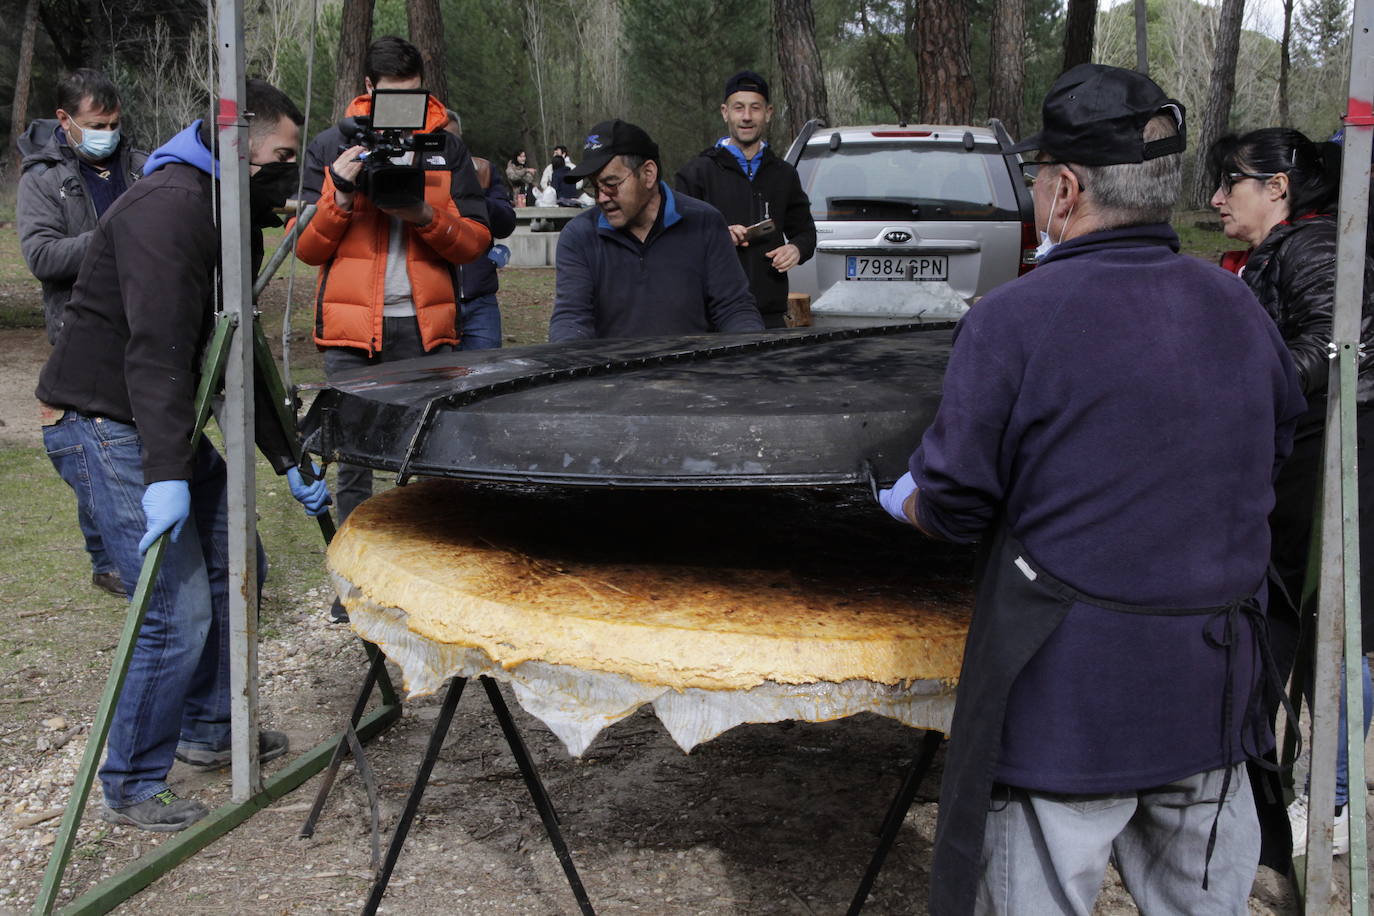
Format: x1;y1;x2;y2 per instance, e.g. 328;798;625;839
214;0;261;802
1335;3;1372;908
1306;0;1373;904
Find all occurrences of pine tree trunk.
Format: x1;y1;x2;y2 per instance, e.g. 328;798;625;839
915;0;974;124
1279;0;1294;125
1188;0;1245;207
988;0;1026;138
772;0;830;141
1062;0;1097;71
1134;0;1149;73
332;0;374;122
407;0;449;108
9;0;39;175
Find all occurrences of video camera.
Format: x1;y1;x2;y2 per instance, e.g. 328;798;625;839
337;89;445;209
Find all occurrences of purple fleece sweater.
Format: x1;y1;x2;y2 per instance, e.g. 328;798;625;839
910;224;1307;793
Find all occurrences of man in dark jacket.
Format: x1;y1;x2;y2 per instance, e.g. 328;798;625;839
17;69;147;598
675;70;815;328
36;79;329;833
17;69;148;345
549;119;763;341
876;65;1306;914
455;150;517;349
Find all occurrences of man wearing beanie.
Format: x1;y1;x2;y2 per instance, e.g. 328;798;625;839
675;70;815;329
549;119;763;341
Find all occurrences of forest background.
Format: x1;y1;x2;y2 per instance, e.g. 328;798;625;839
0;0;1359;211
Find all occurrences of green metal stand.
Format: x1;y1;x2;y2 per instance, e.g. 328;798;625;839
30;311;401;915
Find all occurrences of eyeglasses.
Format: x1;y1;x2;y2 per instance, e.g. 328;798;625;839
1019;161;1086;192
1217;171;1279;195
591;166;640;197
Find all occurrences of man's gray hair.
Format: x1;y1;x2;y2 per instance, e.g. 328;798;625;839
1074;114;1181;227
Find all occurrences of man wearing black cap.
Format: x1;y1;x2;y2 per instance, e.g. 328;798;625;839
874;64;1305;913
675;70;815;329
549;119;763;341
546;118;763;340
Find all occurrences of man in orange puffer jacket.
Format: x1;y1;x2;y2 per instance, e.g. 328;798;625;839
297;38;491;621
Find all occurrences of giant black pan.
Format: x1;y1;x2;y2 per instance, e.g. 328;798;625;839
299;323;954;489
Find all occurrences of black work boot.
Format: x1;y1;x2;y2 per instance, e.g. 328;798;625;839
329;597;350;624
101;789;208;832
174;730;290;769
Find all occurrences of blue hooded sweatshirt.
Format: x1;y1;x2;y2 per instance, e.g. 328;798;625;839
144;120;218;178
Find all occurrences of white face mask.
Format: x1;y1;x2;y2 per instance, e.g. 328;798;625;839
1034;176;1075;262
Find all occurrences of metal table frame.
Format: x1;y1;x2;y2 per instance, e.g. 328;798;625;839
307;638;947;915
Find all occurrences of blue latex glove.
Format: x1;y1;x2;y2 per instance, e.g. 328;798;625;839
139;480;191;554
877;471;918;524
287;463;332;517
486;243;511;268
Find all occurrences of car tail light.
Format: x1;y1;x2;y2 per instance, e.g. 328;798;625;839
871;130;932;137
1019;220;1038;275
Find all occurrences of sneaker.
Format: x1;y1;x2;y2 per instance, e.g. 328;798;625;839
1288;794;1351;856
91;571;126;597
174;730;289;769
329;597;350;624
101;789;207;832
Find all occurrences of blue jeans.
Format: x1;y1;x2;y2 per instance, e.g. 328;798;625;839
43;412;264;807
458;293;502;351
45;440;116;576
1334;656;1373;807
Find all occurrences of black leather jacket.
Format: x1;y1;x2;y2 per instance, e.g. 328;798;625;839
1241;214;1374;410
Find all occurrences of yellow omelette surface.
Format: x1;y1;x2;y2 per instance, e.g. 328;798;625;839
328;479;973;691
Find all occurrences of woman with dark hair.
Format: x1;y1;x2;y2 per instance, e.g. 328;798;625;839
506;149;537;206
1210;126;1374;859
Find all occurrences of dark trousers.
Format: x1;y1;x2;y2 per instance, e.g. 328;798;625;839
322;315;451;522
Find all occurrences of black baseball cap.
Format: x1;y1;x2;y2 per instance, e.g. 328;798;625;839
1008;64;1186;166
723;70;769;102
567;120;661;179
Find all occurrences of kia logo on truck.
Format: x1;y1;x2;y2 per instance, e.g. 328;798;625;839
884;230;912;243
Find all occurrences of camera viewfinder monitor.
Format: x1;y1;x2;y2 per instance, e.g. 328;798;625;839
370;89;430;131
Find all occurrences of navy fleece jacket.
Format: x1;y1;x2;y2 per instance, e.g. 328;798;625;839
909;224;1307;792
548;183;762;341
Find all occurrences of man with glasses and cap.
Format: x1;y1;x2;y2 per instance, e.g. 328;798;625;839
548;119;763;341
875;64;1306;914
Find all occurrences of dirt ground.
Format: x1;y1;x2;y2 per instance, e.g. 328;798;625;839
0;307;1363;915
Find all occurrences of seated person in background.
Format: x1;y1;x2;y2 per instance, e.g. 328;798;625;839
546;153;582;206
548;119;763;342
506;149;537;206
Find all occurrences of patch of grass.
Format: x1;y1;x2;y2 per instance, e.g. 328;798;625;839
1174;209;1244;265
0;187;46;330
497;267;556;345
0;178;16;224
0;434;334;688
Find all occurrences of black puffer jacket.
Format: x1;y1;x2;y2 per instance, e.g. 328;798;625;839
1240;214;1374;410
